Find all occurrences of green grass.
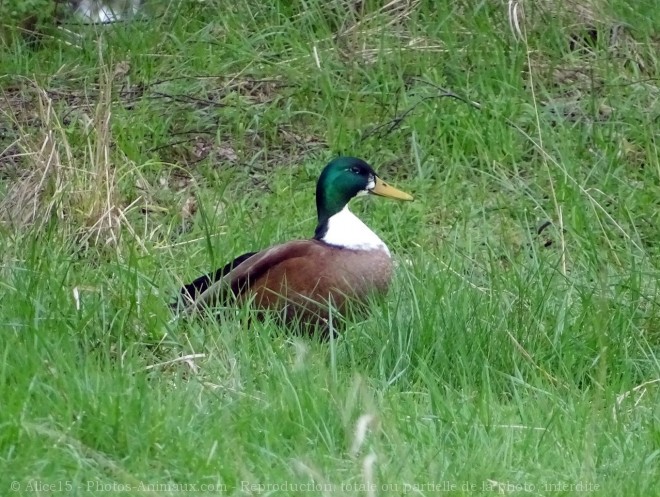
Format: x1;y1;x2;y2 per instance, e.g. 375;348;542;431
1;0;660;496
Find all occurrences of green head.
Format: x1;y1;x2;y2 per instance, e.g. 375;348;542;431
314;157;413;239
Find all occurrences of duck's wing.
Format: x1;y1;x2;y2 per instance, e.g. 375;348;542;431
173;251;258;308
188;240;326;311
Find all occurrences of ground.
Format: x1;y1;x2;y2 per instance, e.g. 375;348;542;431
1;1;659;496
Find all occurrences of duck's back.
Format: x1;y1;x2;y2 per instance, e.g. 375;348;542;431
249;240;392;319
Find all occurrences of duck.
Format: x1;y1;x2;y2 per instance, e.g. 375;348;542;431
174;156;413;333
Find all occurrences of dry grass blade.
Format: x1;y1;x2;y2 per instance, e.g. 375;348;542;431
0;56;132;251
0;84;73;230
281;0;432;67
339;0;420;36
350;413;377;456
509;0;613;32
361;452;377;497
76;51;122;249
291;460;333;497
144;353;206;372
612;378;660;420
507;0;524;41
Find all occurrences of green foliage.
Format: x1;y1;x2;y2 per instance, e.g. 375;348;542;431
1;0;659;495
0;0;57;32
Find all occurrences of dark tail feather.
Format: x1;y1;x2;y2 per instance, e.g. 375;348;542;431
171;251;258;310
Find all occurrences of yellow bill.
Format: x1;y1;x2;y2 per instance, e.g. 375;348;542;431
370;176;414;201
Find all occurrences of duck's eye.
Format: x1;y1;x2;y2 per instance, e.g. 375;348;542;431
349;166;361;175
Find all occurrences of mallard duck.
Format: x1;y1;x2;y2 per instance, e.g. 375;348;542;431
175;156;413;332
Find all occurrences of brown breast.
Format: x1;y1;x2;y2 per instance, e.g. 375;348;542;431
190;239;393;332
245;240;393;327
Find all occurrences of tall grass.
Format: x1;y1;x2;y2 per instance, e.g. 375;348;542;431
1;1;659;495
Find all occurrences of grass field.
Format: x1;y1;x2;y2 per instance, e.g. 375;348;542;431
1;1;659;496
